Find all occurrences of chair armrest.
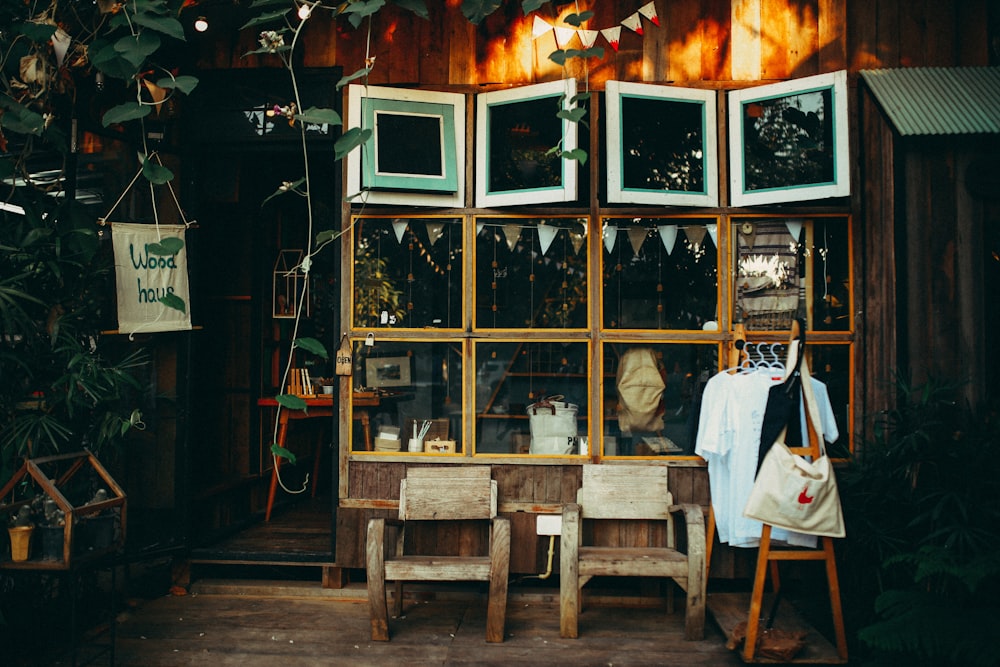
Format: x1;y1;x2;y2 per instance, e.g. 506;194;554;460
669;503;707;552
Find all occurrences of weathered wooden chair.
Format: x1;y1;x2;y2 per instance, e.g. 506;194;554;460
366;466;511;643
560;465;707;640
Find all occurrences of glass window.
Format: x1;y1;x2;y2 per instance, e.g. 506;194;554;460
350;340;463;454
732;217;851;332
600;342;719;457
602;217;719;330
474;217;588;330
352;217;463;329
474;340;589;455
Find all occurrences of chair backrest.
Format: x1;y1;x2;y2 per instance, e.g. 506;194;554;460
576;465;674;520
399;466;497;521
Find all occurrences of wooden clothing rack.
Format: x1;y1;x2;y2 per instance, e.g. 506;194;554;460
706;323;848;663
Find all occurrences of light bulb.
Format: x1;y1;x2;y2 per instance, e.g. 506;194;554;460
298;4;311;19
194;16;209;33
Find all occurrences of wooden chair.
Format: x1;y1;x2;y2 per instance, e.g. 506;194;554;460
366;466;511;643
560;465;707;640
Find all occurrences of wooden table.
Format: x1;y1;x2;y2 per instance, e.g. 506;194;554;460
258;397;335;522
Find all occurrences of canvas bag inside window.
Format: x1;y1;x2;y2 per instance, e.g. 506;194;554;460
616;347;666;433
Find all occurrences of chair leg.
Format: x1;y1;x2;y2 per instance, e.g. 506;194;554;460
560;507;580;638
485;517;511;643
391;581;403;618
365;518;389;641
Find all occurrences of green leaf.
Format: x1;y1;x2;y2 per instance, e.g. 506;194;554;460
344;0;387;28
131;13;186;41
142;157;174;184
294;337;329;360
250;0;291;6
147;237;185;255
157;75;199;95
17;22;58;42
521;0;548;14
562;148;588;165
114;30;162;60
295;107;342;126
570;92;592;105
270;443;297;464
89;39;142;80
262;177;306;206
241;9;291;30
336;67;372;90
564;11;594;27
315;229;343;246
462;0;503;25
243;45;293;57
275;394;307;412
0;100;46;136
334;127;371;160
549;49;568;66
102;102;151;127
557;107;587;123
158;293;186;313
391;0;429;19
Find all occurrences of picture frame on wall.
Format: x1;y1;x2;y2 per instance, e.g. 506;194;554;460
346;85;466;207
365;356;412;388
475;79;579;207
728;70;850;206
605;81;718;207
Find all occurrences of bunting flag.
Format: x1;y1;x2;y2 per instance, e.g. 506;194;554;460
602;224;617;253
503;224;521;251
658;224;678;255
627;227;647;256
51;28;71;67
392;219;408;243
685;225;707;250
706;223;718;248
785;219;803;241
531;1;660;54
426;221;444;246
570;229;586;255
537;224;558;256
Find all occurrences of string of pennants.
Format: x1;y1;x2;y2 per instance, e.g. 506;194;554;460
531;1;659;51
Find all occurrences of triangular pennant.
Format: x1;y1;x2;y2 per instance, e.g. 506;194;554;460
785;219;803;241
658;225;678;255
685;225;707;248
392;219;408;243
503;224;521;251
532;15;553;38
600;26;621;51
537;224;558;256
570;230;586;255
638;1;660;27
627;227;647;256
51;28;71;68
603;224;618;253
426;221;444;246
553;26;577;48
476;222;485;236
578;29;599;48
706;223;718;248
621;12;643;35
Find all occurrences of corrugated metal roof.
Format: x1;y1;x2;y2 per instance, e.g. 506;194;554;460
860;67;1000;136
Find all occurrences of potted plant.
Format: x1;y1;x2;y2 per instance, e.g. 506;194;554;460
33;496;66;562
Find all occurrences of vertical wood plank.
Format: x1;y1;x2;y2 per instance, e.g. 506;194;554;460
731;0;762;80
847;0;879;70
666;0;705;82
701;0;733;81
876;0;901;67
818;0;848;72
760;0;791;79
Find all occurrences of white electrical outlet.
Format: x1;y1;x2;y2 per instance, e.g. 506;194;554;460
536;514;562;536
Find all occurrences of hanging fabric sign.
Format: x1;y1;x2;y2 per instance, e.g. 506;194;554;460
112;222;191;334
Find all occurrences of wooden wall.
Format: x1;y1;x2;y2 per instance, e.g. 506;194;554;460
197;1;993;85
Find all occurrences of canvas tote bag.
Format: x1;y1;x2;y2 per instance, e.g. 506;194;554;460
743;343;846;538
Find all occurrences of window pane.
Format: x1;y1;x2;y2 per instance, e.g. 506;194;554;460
732;217;850;332
352;217;463;329
601;342;719;457
602;218;719;330
351;341;463;453
475;218;588;329
474;340;589;455
806;343;852;456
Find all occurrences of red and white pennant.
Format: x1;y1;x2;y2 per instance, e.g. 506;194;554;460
531;1;660;52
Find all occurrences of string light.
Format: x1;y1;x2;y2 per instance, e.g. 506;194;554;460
194;16;209;33
298;3;312;20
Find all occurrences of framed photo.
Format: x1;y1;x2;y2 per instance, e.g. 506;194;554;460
365;356;412;388
346;85;465;207
476;79;579;207
605;81;718;206
728;70;850;206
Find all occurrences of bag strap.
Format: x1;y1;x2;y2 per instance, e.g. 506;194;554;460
788;339;826;458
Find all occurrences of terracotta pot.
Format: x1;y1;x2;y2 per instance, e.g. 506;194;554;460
8;525;34;562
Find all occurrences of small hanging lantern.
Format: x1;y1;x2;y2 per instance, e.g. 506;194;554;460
273;249;308;319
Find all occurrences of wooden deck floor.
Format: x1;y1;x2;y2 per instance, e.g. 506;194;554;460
106;582;747;666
